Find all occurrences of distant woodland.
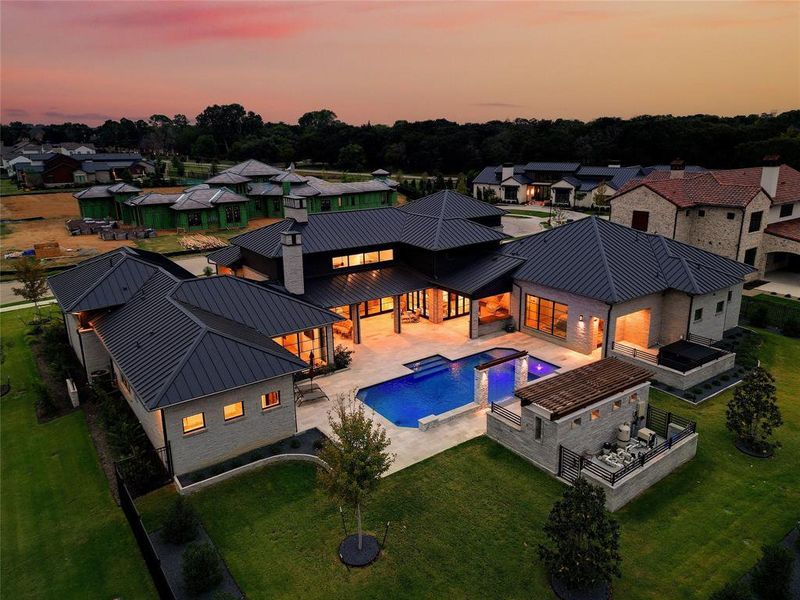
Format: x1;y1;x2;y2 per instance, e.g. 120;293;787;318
3;107;799;176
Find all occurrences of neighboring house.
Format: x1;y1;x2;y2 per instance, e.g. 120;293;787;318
48;247;342;476
73;183;142;219
1;141;96;176
472;162;582;204
609;158;800;279
487;357;698;511
123;186;251;230
208;161;399;219
14;152;153;188
549;165;644;208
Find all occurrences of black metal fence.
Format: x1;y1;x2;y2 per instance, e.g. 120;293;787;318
115;466;177;600
558;406;697;487
611;341;658;364
490;402;521;426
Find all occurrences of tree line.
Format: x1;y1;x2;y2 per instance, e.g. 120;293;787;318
3;106;799;177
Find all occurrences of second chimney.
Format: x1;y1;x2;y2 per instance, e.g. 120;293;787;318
501;162;514;182
283;194;308;223
761;155;780;198
670;159;685;179
280;230;304;295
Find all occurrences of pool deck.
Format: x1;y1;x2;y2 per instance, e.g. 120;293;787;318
297;314;599;475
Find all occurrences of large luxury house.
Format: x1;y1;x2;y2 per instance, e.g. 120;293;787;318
609;158;800;279
11;152;153;188
51;189;753;477
72;160;398;230
472;162;648;207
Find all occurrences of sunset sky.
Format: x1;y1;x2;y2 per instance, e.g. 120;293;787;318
1;1;798;126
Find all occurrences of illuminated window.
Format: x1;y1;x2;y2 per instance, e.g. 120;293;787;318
223;401;244;421
591;409;600;421
364;251;380;264
349;253;364;267
380;296;394;311
332;249;394;270
525;294;568;339
182;413;205;434
261;391;280;409
332;256;348;269
379;249;394;261
613;399;622;411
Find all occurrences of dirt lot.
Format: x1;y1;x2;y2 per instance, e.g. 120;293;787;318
0;187;277;269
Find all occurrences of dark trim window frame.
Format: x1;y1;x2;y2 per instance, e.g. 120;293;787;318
182;412;206;435
779;204;794;218
525;294;568;339
503;186;518;201
261;391;281;410
694;308;703;322
223;401;244;421
748;210;763;233
743;247;757;266
715;300;724;314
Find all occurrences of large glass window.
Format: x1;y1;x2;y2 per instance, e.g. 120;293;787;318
224;205;241;223
443;291;470;319
272;328;328;366
182;413;205;434
261;391;280;410
748;210;763;232
405;290;428;318
332;249;393;270
525;294;568;339
503;186;518;201
359;297;395;318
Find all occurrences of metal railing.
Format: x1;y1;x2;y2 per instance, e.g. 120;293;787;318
687;332;715;346
490;402;521;426
611;341;658;364
558;407;697;486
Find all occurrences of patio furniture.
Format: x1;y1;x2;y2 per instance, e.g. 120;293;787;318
401;309;421;323
332;320;353;339
295;382;329;405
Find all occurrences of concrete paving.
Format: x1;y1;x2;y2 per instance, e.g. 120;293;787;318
297;313;598;475
750;270;800;298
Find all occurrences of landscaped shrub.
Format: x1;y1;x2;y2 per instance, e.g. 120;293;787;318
749;306;768;328
713;379;721;386
782;317;800;338
693;388;704;395
726;367;782;454
709;582;753;600
290;438;301;449
750;544;793;600
333;344;354;369
312;438;325;451
721;374;731;382
33;380;56;417
161;497;199;545
182;542;223;596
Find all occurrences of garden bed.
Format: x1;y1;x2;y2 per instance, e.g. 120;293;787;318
177;428;327;487
651;367;743;404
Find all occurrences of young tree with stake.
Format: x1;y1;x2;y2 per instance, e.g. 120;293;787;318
12;257;49;322
318;394;393;554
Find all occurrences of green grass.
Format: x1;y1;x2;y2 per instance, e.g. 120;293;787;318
0;297;55;308
503;208;551;218
754;293;799;306
137;331;800;600
0;307;155;599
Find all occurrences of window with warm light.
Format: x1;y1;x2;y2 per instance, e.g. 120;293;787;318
525;294;567;339
332;249;393;270
591;409;601;421
630;392;639;404
261;391;280;410
182;413;205;434
613;399;622;411
478;293;510;324
223;401;244;421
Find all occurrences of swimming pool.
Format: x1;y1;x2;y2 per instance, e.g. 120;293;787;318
357;347;558;428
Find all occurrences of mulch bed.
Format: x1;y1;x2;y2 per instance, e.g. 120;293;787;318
150;525;243;600
28;333;78;423
734;439;775;459
339;533;380;567
551;577;611;600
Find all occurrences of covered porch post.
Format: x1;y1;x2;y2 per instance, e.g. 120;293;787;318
392;294;401;334
349;303;361;345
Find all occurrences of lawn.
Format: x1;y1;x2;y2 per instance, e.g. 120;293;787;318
0;307;155;599
503;207;551;218
754;293;799;306
137;330;799;600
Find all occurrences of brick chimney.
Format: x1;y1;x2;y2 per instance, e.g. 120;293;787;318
669;159;685;179
760;155;780;198
283;194;308;223
280;230;304;295
501;162;514;182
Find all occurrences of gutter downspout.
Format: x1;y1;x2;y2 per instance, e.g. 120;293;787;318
735;208;746;261
160;410;173;475
76;325;88;379
686;295;694;339
602;303;612;358
672;208;679;239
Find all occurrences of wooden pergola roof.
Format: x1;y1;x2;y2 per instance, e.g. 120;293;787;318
516;358;653;420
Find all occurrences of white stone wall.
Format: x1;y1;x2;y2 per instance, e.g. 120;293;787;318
609;293;665;348
163;375;297;475
689;289;735;341
114;361;166;452
768;201;798;224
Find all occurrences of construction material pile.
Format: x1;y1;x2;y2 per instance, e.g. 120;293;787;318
179;234;227;251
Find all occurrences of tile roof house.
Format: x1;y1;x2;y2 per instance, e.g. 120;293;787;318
49;247;342;476
609;158;800;278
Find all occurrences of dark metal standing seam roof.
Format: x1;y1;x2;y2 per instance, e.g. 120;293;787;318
433;253;525;296
300;266;430;307
398;190;506;220
222;159;284;178
505;217;754;303
206;245;242;267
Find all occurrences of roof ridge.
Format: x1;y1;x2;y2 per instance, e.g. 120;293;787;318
590;218;620;303
149;327;207;409
61;252;145;311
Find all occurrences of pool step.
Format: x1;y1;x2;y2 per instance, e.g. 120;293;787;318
412;363;451;380
405;355;449;372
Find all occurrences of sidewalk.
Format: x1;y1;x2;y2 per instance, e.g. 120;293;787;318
0;298;57;313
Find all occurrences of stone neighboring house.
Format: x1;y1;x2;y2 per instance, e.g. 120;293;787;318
609;158;800;279
48;247;342;476
208;160;399;219
488;357;698;511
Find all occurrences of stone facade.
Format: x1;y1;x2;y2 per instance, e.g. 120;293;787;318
609;187;678;237
511;281;609;355
162;375;297;476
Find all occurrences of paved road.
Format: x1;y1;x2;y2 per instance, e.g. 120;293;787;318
0;253;212;305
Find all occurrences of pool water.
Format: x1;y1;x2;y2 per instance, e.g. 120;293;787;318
357;347;558;428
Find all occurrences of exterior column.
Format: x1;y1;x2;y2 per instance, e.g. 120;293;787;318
324;326;335;365
474;368;489;408
514;355;529;392
469;300;479;339
428;288;444;324
350;303;361;345
393;295;401;334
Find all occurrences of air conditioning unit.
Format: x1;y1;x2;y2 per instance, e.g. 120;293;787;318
637;427;656;445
